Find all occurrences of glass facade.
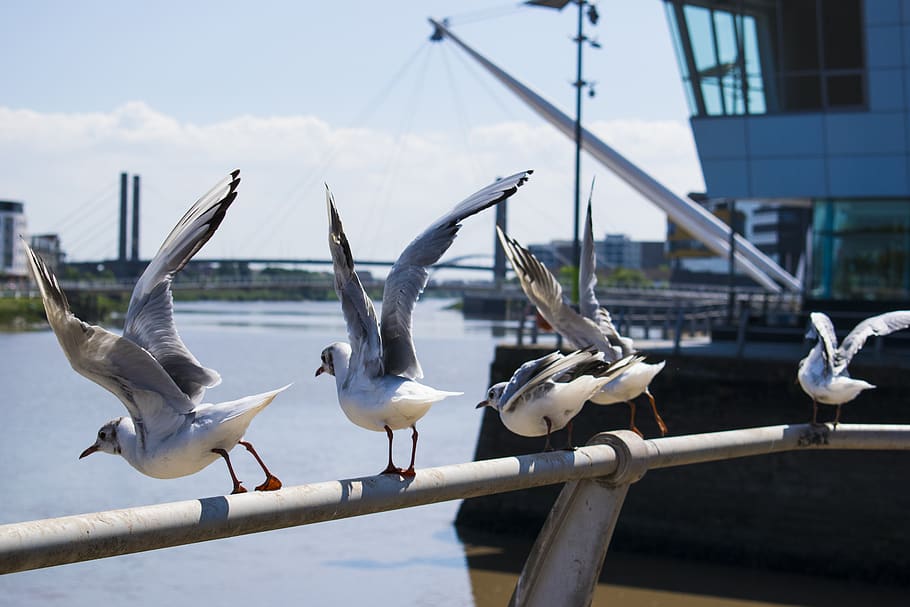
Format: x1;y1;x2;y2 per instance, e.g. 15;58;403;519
664;0;865;116
812;200;910;300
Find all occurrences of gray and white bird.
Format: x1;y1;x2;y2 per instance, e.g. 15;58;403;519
477;347;643;450
497;196;668;437
25;170;288;495
798;310;910;426
316;170;532;477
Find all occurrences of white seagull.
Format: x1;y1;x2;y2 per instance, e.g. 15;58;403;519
316;170;532;477
496;196;668;437
25;170;288;495
477;348;643;450
797;310;910;426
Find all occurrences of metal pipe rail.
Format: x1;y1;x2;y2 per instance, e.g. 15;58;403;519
1;423;908;576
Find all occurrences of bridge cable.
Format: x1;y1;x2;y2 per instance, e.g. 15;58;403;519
354;42;435;260
245;40;433;259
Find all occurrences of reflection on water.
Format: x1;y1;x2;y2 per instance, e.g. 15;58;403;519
0;300;905;606
459;528;909;607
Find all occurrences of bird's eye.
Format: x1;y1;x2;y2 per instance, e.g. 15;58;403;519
488;389;495;399
98;431;106;440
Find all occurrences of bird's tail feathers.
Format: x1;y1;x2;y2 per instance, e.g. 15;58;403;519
220;384;292;422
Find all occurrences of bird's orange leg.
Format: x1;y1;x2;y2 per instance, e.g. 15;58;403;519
401;425;418;478
212;448;247;494
833;405;842;429
562;419;576;451
810;400;820;425
380;425;403;475
645;390;668;436
627;401;643;438
239;440;282;491
543;416;554;452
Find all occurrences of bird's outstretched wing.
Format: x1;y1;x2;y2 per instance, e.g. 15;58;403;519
808;312;838;374
835;310;910;372
498;351;564;411
122;170;239;404
498;226;614;357
578;195;633;357
381;170;533;379
25;243;193;443
502;347;602;413
326;186;385;379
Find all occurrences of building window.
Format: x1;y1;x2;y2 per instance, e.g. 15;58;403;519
664;0;865;116
812;199;910;300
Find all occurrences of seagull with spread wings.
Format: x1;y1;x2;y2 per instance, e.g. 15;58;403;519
497;195;668;437
798;310;910;426
316;170;532;477
477;347;643;450
25;170;287;495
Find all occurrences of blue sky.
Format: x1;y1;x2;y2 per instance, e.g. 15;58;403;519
1;1;703;269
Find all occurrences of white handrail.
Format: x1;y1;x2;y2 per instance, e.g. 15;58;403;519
1;423;907;576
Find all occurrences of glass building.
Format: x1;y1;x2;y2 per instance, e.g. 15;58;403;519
663;0;910;304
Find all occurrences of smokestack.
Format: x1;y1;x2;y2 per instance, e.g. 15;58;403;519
119;172;128;262
131;175;140;261
493;199;507;286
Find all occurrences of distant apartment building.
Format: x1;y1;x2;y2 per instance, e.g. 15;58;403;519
667;196;811;285
30;233;64;271
0;200;27;280
527;235;666;275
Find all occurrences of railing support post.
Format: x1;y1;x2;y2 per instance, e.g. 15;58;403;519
509;431;649;607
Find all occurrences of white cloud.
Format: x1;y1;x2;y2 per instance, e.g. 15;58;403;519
0;102;704;268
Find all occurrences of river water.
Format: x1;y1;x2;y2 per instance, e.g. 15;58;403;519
0;300;905;606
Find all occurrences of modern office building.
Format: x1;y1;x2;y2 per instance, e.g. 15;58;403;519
667;194;810;284
0;200;27;280
663;0;910;304
30;233;64;271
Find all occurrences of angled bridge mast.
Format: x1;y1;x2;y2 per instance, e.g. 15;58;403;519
428;18;801;294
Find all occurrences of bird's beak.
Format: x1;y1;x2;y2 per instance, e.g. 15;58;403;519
79;444;100;459
476;401;488;409
315;366;325;377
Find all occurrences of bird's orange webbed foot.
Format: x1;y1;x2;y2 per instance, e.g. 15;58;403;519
380;464;404;476
255;475;282;491
231;484;248;495
400;466;416;478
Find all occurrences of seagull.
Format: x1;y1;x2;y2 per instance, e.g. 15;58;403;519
316;170;532;477
497;196;668;437
24;170;288;495
798;310;910;426
478;347;643;450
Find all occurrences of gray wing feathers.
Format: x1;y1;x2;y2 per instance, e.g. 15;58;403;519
578;196;633;356
123;170;240;403
809;312;839;373
24;243;193;441
326;186;385;379
497;226;614;356
578;193;599;323
381;170;533;379
502;347;602;413
836;310;910;371
499;351;564;409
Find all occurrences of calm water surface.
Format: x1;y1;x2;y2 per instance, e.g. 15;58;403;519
1;300;904;606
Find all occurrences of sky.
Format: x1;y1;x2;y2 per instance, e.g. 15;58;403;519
0;1;704;272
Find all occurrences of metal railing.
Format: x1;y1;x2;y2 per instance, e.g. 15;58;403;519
1;423;908;605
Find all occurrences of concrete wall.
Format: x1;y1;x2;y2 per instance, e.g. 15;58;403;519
456;344;910;584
